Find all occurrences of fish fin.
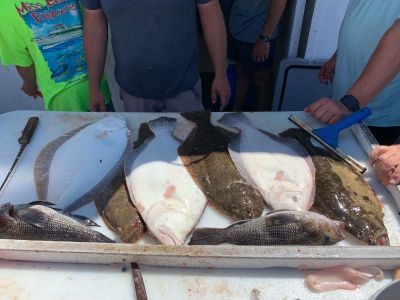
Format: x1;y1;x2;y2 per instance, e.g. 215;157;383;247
225;219;251;228
64;129;134;213
215;126;238;141
133;123;154;149
181;110;211;125
16;207;49;228
64;213;100;227
33;123;91;201
27;201;56;207
228;136;259;190
148;117;177;136
217;113;250;129
188;228;225;245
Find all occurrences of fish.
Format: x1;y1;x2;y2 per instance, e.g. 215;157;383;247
0;202;114;243
280;128;389;246
218;113;315;211
124;117;207;245
34;115;132;212
93;123;151;244
178;110;265;220
304;265;384;293
189;210;345;246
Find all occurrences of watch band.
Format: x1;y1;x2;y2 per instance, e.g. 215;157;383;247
259;34;272;43
340;94;360;112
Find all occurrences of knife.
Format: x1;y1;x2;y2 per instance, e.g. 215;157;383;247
0;117;39;192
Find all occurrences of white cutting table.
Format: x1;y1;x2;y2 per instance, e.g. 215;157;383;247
0;110;398;300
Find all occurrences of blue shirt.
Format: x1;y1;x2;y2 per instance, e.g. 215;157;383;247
80;0;210;99
333;0;400;126
229;0;274;43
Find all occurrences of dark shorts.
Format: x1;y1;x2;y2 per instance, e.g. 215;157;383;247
228;37;277;72
368;126;400;145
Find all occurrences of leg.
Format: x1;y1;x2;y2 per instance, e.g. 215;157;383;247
233;63;251;112
120;89;160;112
252;68;273;111
164;80;204;112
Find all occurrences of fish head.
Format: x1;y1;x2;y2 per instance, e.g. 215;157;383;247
146;200;190;246
316;217;346;245
0;203;16;232
368;230;390;246
96;115;127;133
269;180;307;211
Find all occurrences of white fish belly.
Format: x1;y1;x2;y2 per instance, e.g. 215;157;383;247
232;128;314;211
125;136;206;245
46;116;129;208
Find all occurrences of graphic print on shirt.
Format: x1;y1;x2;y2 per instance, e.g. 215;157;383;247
16;0;86;83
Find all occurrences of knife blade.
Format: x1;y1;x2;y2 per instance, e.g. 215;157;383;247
0;116;39;192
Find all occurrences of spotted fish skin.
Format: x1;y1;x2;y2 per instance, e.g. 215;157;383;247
0;203;113;243
189;210;345;246
280;128;389;246
178;111;265;220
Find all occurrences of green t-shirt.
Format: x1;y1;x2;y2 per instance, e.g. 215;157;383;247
0;0;111;111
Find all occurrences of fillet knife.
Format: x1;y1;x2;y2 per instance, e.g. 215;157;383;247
0;116;39;192
131;263;148;300
289;107;371;174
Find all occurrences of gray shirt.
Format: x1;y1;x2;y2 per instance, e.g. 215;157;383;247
81;0;211;99
230;0;275;43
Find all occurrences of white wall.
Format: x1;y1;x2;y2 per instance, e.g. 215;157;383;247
304;0;350;60
0;66;44;113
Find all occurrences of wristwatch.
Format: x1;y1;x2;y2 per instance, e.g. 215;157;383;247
259;34;272;43
340;94;360;112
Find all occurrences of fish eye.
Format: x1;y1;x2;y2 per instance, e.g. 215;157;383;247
324;236;331;242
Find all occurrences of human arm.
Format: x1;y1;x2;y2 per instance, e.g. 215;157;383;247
15;64;39;98
82;8;108;112
370;145;400;186
253;0;287;63
319;51;337;85
198;0;231;111
305;20;400;124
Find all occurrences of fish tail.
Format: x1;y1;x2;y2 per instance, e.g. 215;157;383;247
181;110;211;125
218;113;249;129
189;228;225;245
148;117;177;135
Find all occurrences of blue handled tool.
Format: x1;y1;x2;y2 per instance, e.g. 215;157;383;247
289;108;371;174
313;107;372;149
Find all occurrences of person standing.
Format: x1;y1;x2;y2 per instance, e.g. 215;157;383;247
0;0;112;112
81;0;231;112
305;1;400;145
229;0;287;111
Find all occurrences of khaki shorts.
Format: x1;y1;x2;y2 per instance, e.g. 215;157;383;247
121;80;204;112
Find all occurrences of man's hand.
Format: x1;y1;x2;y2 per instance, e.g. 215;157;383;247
391;166;400;186
319;55;336;85
89;90;106;112
304;98;351;124
21;80;39;98
370;145;400;186
212;75;231;111
253;40;270;63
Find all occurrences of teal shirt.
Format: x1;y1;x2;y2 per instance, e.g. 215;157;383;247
333;0;400;126
229;0;275;43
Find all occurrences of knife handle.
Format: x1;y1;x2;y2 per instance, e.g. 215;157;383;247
18;117;39;145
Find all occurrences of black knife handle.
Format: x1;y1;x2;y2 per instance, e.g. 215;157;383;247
18;117;39;145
